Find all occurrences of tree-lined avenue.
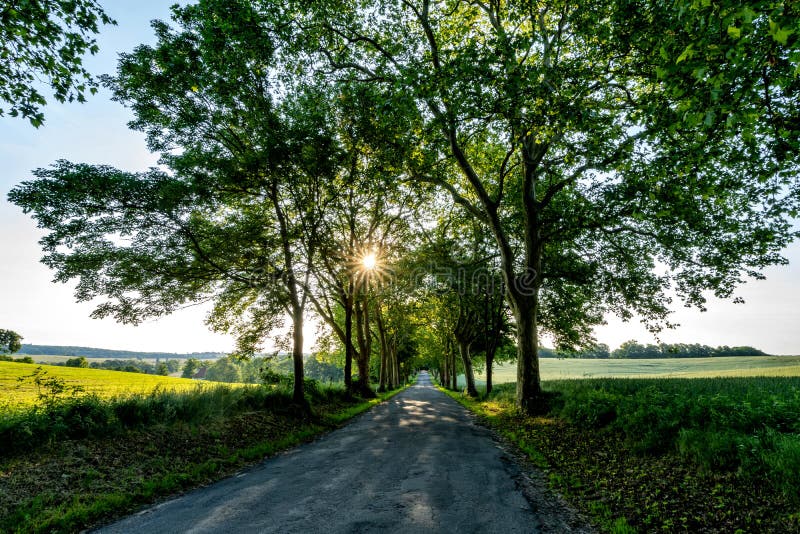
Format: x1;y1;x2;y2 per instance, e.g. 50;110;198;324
95;372;541;533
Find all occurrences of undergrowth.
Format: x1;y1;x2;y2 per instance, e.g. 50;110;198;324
0;371;409;533
442;377;800;533
0;367;353;457
546;377;800;495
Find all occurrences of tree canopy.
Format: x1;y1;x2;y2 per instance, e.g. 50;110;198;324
300;0;800;410
0;329;23;355
8;0;800;412
0;0;115;126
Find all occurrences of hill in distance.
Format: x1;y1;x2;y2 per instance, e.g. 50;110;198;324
18;344;225;360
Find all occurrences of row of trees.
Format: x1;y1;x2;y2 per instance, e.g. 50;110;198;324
8;0;799;412
611;341;767;359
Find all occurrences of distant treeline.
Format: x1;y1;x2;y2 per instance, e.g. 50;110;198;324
43;353;344;383
18;344;224;360
540;341;768;359
44;357;183;375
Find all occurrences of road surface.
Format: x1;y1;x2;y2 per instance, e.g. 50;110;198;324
96;372;543;533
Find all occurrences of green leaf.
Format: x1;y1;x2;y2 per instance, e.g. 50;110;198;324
768;19;794;46
740;7;757;25
773;27;794;46
676;44;694;64
726;26;740;40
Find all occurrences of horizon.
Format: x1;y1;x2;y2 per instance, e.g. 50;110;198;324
14;340;797;357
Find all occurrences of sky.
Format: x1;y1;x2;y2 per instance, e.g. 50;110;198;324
0;3;798;355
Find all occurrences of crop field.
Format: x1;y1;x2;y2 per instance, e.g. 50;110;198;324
471;355;800;385
0;361;216;409
20;355;178;365
449;372;800;532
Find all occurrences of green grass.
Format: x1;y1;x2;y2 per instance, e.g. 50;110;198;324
442;375;800;532
0;379;411;533
0;361;221;409
472;355;800;385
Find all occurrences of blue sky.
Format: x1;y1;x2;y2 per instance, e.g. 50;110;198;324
0;2;798;354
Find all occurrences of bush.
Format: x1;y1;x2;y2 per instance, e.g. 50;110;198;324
205;358;241;383
0;378;330;457
538;377;800;499
59;396;115;439
677;428;742;471
555;386;620;428
751;430;800;501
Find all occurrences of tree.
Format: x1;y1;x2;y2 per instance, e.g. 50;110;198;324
65;356;88;368
205;357;242;383
0;0;115;127
304;354;343;382
0;329;23;354
305;0;800;412
9;0;338;404
181;358;200;378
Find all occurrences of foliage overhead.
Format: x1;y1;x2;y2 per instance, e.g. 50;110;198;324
0;0;115;126
6;0;800;411
298;0;800;409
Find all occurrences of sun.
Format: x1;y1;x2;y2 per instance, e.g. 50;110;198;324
362;252;377;271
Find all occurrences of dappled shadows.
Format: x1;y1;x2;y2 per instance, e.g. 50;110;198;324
97;370;536;533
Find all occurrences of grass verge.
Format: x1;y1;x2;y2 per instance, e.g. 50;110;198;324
0;381;409;533
438;378;800;533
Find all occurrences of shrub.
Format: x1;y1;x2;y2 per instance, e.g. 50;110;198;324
677;428;742;471
556;387;620;428
537;377;800;499
753;430;800;501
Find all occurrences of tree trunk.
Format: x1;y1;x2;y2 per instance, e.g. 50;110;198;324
485;348;495;396
390;337;400;389
458;341;478;397
354;298;374;397
344;289;354;393
291;307;305;405
375;303;388;392
363;293;373;384
511;295;542;412
449;342;457;391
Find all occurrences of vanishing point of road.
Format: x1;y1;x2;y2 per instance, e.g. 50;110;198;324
97;372;541;533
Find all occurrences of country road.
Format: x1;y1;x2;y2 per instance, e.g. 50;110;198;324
95;372;579;533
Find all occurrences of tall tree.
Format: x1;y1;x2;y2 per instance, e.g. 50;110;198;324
0;0;115;126
9;0;337;404
305;0;800;412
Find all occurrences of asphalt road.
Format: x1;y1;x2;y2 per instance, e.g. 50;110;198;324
96;371;539;533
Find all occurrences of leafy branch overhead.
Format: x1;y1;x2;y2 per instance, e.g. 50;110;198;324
0;0;115;127
6;0;800;413
300;0;799;410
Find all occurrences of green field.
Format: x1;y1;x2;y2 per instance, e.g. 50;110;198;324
0;361;216;409
20;354;183;365
472;355;800;385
